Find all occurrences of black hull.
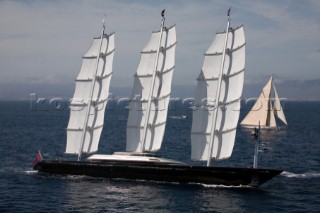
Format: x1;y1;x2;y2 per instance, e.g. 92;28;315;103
34;159;282;187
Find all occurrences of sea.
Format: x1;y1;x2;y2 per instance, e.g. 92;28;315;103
0;100;319;212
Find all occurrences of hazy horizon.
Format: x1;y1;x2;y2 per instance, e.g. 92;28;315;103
1;79;320;101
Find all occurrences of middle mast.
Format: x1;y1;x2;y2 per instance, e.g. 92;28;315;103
126;10;177;153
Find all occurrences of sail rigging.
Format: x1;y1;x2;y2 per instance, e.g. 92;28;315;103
191;21;246;163
240;76;287;128
66;22;115;158
126;22;177;153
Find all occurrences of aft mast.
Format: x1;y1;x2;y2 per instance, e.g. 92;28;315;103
206;9;231;166
77;17;106;161
191;8;245;165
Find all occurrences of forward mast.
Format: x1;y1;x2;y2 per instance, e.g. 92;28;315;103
65;16;115;160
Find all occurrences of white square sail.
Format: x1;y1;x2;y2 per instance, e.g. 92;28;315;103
191;25;246;162
66;28;115;155
126;25;177;153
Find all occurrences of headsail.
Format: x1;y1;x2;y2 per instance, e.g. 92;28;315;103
191;24;246;161
273;83;287;125
240;76;287;128
126;23;177;152
66;25;115;156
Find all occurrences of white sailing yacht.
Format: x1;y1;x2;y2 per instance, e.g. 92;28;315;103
34;11;282;187
240;76;288;129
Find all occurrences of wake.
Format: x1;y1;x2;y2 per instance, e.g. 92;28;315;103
169;115;188;120
281;171;320;178
25;170;37;174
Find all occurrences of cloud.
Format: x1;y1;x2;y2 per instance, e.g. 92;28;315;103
0;0;320;100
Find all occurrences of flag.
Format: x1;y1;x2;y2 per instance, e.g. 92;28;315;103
227;7;231;17
33;151;42;166
161;9;165;17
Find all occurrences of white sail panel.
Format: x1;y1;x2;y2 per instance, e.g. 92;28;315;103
206;26;245;58
66;103;105;153
192;72;244;133
66;33;115;154
191;100;241;160
191;129;237;161
273;84;287;125
84;35;114;57
191;26;245;161
223;47;245;75
126;25;176;152
220;69;245;103
127;97;169;152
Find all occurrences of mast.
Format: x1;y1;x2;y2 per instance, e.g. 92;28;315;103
266;76;273;127
206;9;231;167
126;11;176;153
140;10;165;152
253;122;260;168
78;16;106;161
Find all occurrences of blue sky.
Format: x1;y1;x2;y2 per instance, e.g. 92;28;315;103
0;0;320;100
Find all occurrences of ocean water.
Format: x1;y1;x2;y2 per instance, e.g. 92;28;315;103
0;100;319;212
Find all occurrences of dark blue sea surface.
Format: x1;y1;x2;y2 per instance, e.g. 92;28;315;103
0;100;319;212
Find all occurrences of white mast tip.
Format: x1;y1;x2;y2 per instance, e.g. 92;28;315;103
102;14;107;27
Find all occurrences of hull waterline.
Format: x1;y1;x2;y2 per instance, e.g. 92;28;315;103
34;159;282;187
